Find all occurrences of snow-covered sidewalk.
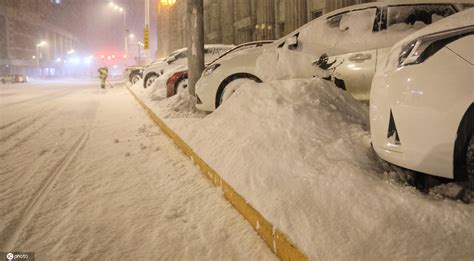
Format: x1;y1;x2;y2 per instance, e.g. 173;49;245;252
0;81;276;260
130;77;474;260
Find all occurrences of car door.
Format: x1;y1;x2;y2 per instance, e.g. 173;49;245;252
327;8;378;101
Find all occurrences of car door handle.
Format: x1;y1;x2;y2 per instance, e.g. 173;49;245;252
349;53;372;62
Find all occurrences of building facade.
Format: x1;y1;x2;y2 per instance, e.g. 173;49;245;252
155;0;373;58
0;0;82;76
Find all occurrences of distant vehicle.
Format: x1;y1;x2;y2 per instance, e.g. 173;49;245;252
195;1;470;112
370;9;473;181
165;41;274;98
1;74;28;84
125;59;167;85
124;66;143;84
142;44;233;89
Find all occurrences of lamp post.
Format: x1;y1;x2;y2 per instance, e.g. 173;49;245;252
36;41;47;77
110;2;128;65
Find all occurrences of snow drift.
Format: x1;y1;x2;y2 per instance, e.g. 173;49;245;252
169;78;474;260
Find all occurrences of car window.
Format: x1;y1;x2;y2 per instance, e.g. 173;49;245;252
370;4;458;50
175;51;187;59
297;7;377;56
386;5;456;31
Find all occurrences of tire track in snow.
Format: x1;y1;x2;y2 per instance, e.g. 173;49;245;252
0;128;90;251
0;114;57;158
0;104;57;131
0;106;57;144
0;89;77;108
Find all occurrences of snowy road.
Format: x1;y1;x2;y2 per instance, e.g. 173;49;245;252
0;80;275;260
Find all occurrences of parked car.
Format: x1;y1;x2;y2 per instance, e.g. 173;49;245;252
142;44;233;89
165;41;274;98
125;59;167;84
195;1;470;112
1;74;28;84
370;8;473;180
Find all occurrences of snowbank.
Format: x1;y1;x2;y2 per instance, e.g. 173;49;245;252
129;77;473;260
169;79;473;260
131;74;206;119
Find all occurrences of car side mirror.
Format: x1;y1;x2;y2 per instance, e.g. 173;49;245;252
286;35;298;50
313;53;330;69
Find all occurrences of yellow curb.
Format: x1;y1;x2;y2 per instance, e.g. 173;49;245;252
128;87;307;261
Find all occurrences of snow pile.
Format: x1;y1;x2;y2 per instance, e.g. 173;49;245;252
155;90;204;118
173;78;474;260
130;74;206;120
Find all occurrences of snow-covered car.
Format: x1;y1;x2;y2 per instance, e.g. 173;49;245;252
1;74;28;84
370;8;473;181
195;1;470;112
165;41;274;98
142;44;233;88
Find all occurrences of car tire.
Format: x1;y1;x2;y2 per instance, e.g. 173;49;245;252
131;75;141;85
467;135;474;182
454;105;474;181
175;78;188;95
144;74;158;89
218;78;256;107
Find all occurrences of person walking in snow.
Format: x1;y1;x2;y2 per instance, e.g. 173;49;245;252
98;66;108;89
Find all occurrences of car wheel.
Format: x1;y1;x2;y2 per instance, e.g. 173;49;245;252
1;79;5;84
131;75;141;84
176;78;188;94
145;74;158;89
467;135;474;182
218;78;254;106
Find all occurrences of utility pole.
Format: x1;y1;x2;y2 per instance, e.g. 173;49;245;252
186;0;204;96
124;10;128;66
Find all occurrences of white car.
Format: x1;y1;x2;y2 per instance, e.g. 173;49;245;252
165;41;274;98
142;44;233;88
370;8;473;181
195;1;471;112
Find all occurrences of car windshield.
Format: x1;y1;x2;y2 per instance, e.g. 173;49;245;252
207;41;273;65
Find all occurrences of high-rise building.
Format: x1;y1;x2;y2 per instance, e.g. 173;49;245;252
0;0;85;76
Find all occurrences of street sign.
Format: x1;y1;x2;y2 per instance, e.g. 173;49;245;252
144;25;149;50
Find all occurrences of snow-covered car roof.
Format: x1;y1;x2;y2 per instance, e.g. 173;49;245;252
275;0;470;45
390;7;474;51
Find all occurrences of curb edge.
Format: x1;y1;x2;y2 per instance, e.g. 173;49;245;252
127;87;307;261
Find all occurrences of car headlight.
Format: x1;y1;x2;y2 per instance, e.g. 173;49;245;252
203;63;220;76
385;25;473;72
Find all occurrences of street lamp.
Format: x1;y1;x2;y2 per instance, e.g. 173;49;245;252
36;41;47;77
109;2;128;65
